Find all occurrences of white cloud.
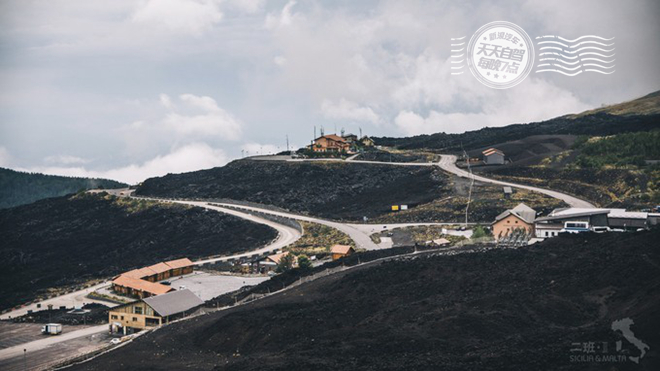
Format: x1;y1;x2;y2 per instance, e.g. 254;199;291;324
132;0;224;36
264;1;300;29
225;0;264;14
44;155;90;165
163;94;242;139
394;78;591;135
321;98;381;125
273;55;287;66
28;143;228;184
0;147;13;168
159;93;174;109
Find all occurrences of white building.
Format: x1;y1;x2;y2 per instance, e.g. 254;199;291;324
482;148;505;165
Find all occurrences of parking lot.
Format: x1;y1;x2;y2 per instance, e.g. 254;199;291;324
0;322;111;371
164;272;269;301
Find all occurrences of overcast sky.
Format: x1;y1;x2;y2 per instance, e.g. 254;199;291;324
1;0;659;183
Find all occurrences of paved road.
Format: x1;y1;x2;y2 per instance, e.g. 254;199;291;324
205;202;381;250
165;200;303;264
0;282;111;321
0;325;107;362
437;155;595;208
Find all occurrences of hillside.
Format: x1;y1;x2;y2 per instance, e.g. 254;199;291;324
0;192;277;310
136;160;450;220
134;159;564;222
377;113;660;152
569;90;660;118
72;229;660;371
374;90;660;151
0;167;127;209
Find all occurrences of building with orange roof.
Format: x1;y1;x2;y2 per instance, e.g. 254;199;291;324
111;275;174;299
311;134;350;153
330;244;355;260
112;258;195;299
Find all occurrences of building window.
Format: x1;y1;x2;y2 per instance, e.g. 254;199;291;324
111;315;118;320
515;220;518;224
507;220;510;223
120;316;124;320
132;317;138;322
134;306;142;315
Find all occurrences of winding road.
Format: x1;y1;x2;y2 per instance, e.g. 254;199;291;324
436;155;595;208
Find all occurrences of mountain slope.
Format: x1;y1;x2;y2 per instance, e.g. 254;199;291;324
569;90;660;118
72;229;660;371
0;167;127;209
374;90;660;151
0;192;277;310
135;160;449;221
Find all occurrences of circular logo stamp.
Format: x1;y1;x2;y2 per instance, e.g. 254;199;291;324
466;21;535;89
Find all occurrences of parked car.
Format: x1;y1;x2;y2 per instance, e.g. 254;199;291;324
592;226;611;233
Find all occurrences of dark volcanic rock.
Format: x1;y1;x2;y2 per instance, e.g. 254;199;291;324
136;160;449;220
73;229;660;371
0;193;277;310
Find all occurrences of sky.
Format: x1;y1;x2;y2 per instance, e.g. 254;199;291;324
0;0;659;184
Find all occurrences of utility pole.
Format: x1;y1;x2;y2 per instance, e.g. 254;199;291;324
286;135;289;152
463;144;474;229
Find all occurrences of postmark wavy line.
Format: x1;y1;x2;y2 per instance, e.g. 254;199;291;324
539;57;581;65
564;46;615;54
535;35;614;43
583;63;615;69
585;69;615;74
536;69;583;76
536;63;581;71
539;46;615;54
450;36;466;41
582;57;615;64
539;52;579;59
579;52;615;58
537;40;615;49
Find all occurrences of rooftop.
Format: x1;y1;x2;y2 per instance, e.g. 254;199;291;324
482;148;504;156
143;289;204;317
331;244;353;254
494;203;536;224
112;275;174;296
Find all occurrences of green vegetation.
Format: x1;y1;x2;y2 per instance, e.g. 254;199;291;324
0;167;126;209
297;255;312;271
286;221;354;256
276;254;296;273
571;131;660;168
471;225;491;239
